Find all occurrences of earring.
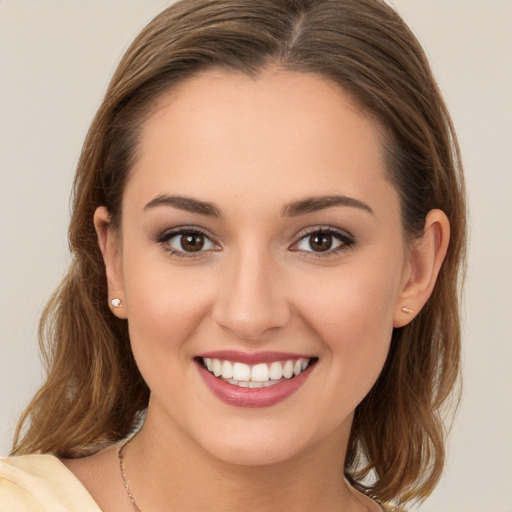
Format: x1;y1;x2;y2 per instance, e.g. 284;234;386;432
110;298;122;308
401;306;413;314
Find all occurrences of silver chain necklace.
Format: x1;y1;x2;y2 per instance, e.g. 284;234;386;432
118;441;144;512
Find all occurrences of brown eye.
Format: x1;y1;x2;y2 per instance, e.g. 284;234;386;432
293;229;350;255
180;233;205;252
309;233;333;252
161;229;217;255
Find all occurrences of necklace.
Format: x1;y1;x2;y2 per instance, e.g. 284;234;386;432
118;439;387;512
118;440;144;512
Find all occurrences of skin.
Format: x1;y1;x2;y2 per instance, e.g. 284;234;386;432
64;68;449;512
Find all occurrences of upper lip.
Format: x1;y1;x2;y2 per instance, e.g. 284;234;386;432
196;350;316;365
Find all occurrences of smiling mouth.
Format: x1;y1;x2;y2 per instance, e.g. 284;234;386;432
198;357;317;388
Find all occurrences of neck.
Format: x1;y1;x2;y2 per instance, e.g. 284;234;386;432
123;406;368;512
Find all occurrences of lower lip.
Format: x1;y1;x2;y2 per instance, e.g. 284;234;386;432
197;362;315;408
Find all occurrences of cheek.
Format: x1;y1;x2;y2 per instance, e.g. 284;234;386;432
120;246;216;360
293;257;402;396
298;258;400;338
120;256;218;422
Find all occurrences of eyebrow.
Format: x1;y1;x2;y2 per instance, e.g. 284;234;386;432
144;194;222;217
143;193;373;218
282;195;374;217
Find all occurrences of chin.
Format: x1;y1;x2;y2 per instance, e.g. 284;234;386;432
187;410;344;468
199;432;310;467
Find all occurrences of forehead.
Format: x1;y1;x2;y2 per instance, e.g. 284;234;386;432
126;68;396;217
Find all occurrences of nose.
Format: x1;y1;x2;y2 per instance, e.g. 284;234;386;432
212;245;291;341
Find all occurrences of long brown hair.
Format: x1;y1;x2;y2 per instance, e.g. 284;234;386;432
12;0;467;507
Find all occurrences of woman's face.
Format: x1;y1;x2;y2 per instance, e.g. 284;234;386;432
102;68;414;465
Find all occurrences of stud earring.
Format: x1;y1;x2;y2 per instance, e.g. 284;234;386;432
401;306;413;314
110;298;122;308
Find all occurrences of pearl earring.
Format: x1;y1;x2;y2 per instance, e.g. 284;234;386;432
110;298;122;308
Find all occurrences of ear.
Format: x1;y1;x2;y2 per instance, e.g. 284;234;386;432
94;206;127;320
393;209;450;327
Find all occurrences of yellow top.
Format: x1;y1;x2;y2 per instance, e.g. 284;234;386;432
0;454;101;512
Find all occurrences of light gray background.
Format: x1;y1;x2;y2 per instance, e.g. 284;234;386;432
1;1;511;511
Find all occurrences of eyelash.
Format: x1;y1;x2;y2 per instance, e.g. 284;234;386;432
291;227;355;258
155;226;355;260
156;227;220;260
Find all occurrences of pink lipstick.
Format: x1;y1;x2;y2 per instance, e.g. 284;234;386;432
195;351;317;408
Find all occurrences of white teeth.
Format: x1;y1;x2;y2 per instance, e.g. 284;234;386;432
212;358;222;377
251;363;269;382
221;360;233;379
226;378;285;388
282;360;294;379
269;361;283;380
203;357;312;386
232;362;251;381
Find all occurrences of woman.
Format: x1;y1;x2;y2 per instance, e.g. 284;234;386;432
0;0;466;510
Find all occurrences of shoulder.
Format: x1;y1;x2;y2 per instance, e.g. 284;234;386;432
0;454;101;512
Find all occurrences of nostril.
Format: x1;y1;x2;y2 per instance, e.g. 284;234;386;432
211;270;291;340
213;307;292;342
